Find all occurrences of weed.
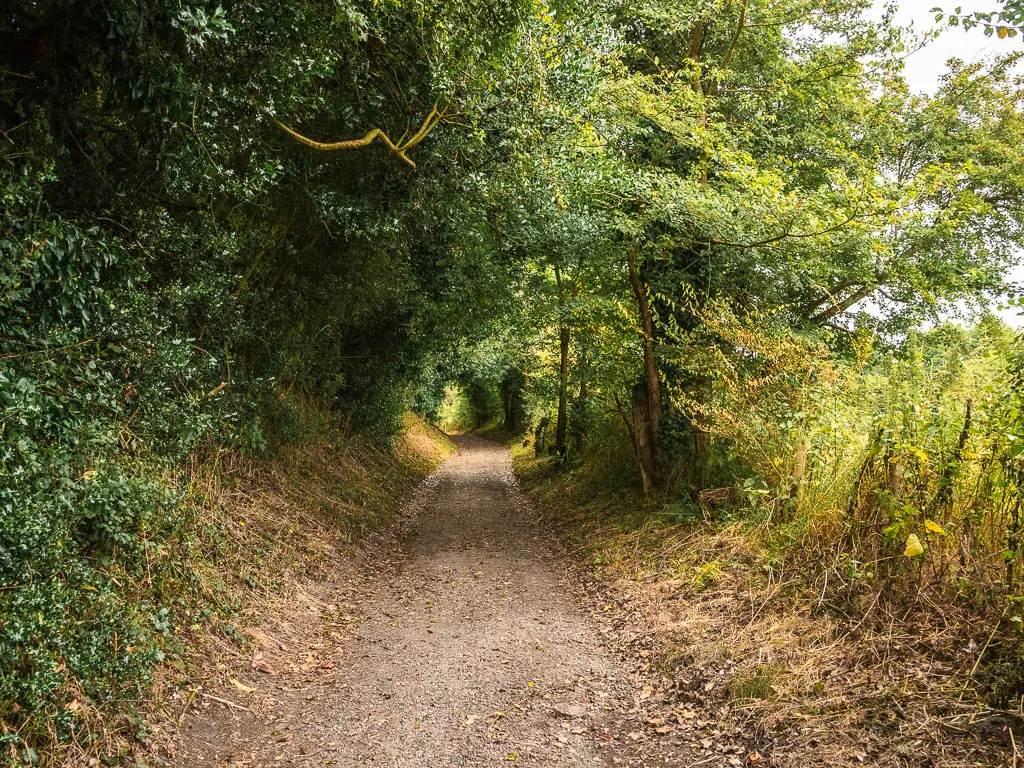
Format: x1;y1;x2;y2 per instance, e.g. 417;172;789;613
730;666;777;701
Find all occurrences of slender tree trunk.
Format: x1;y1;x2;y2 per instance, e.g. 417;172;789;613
503;391;513;430
627;248;661;492
632;404;656;493
694;426;711;488
556;325;569;456
1008;496;1021;592
885;444;903;498
534;416;549;456
554;263;569;459
790;434;811;518
573;345;588;454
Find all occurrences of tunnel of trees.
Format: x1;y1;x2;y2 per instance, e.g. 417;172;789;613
3;0;1024;763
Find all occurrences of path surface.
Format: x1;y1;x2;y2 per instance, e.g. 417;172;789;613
174;437;699;767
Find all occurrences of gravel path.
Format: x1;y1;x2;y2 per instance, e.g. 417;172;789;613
174;436;700;767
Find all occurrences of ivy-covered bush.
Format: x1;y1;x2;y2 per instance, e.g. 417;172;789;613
1;0;539;758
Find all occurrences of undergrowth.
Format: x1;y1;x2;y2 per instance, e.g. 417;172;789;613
513;439;1024;768
0;410;451;767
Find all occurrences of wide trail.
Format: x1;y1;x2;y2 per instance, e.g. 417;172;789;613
176;436;697;767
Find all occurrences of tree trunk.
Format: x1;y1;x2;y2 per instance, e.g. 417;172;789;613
554;263;569;459
573;350;589;454
1008;497;1021;592
626;248;661;492
534;416;550;457
885;444;903;498
633;402;657;494
500;367;525;432
933;399;971;515
790;434;811;518
694;425;711;488
556;324;569;455
689;22;709;184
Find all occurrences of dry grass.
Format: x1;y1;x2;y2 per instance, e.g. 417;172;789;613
513;445;1024;768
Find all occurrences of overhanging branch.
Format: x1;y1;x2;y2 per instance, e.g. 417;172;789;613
808;278;885;325
271;103;444;168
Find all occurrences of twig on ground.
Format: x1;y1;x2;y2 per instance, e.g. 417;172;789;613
199;692;254;713
958;606;1006;702
178;688;199;725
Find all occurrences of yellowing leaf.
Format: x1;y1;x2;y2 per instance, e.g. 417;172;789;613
924;519;947;536
230;678;257;693
904;533;925;557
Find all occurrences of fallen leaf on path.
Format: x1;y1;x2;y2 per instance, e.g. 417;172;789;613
230;678;257;693
674;708;697;725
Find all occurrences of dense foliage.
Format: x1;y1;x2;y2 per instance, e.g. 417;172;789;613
0;0;549;759
2;0;1024;762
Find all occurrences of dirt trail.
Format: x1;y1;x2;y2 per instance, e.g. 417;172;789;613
174;436;704;767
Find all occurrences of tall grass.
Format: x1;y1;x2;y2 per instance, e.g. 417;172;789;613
514;314;1024;766
679;314;1022;608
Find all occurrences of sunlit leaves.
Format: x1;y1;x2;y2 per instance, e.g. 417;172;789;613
904;533;925;557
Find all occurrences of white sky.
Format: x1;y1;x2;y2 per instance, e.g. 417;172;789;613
880;0;1024;326
888;0;1023;93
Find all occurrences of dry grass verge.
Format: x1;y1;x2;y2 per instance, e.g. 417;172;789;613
513;444;1024;768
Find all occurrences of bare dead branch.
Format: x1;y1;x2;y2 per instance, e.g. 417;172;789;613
271;104;444;168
